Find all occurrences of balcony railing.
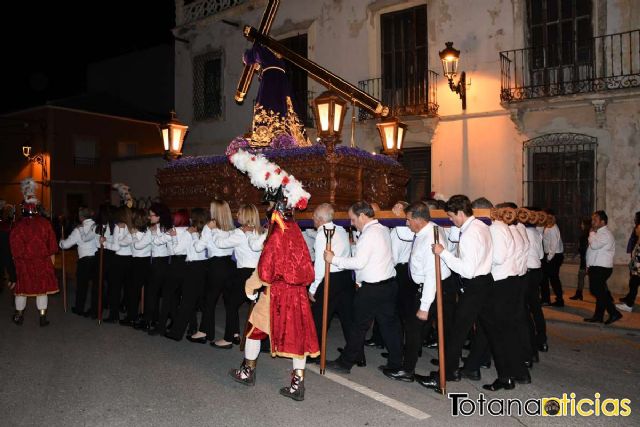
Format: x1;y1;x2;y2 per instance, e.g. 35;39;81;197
358;70;439;121
500;29;640;102
178;0;249;26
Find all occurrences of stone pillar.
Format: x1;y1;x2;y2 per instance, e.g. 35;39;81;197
596;153;609;210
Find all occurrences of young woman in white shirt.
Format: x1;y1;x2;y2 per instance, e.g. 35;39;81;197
123;208;152;326
104;206;134;323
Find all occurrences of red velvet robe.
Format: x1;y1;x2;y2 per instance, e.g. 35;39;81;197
10;215;59;296
257;221;319;358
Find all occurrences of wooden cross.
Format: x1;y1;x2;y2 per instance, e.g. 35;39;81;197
234;0;389;118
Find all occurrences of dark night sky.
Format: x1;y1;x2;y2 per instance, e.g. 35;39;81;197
1;0;175;113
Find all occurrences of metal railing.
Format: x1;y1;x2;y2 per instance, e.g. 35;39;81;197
358;69;438;120
500;29;640;102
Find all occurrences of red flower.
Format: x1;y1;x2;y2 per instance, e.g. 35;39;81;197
275;168;281;174
282;176;290;185
265;172;270;180
251;156;256;161
295;198;308;210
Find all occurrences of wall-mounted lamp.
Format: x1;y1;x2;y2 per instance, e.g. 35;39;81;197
439;42;466;110
22;145;45;165
376;117;407;158
160;111;189;160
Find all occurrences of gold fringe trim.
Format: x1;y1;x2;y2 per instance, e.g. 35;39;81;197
14;290;60;297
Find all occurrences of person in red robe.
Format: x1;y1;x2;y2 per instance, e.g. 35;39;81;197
229;191;319;402
9;178;58;326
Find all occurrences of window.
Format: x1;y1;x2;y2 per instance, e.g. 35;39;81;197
399;147;431;203
524;133;596;254
277;34;313;128
528;0;593;87
73;136;98;166
381;5;428;113
193;51;223;121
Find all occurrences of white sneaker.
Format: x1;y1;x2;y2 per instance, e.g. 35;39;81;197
616;303;633;312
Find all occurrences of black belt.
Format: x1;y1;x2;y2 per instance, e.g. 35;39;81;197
362;277;394;286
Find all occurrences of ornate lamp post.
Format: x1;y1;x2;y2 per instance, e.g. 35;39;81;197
313;90;348;154
376;117;407;158
439;41;466;109
160;111;189;160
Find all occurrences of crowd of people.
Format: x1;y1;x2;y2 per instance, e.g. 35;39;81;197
3;178;637;400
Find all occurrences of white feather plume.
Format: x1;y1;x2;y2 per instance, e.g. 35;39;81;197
20;178;38;204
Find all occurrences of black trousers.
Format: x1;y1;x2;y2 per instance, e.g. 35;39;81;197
588;266;616;318
622;274;639;306
168;259;208;339
158;255;187;329
144;256;170;323
445;274;492;378
75;256;98;314
525;268;547;350
125;257;151;321
201;256;235;340
340;278;403;369
514;275;533;362
108;255;132;320
222;267;254;341
311;270;355;350
101;249;115;310
541;253;564;302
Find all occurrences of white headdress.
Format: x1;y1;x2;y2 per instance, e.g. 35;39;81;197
20;178;38;204
112;183;134;208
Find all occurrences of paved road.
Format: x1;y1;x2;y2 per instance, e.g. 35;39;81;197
1;289;638;427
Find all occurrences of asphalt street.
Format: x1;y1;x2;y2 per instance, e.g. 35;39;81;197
1;288;638;427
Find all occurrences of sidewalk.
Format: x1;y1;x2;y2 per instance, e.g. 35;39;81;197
542;290;640;331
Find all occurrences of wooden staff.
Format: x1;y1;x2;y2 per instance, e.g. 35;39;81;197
61;223;67;313
97;240;104;325
320;226;335;375
434;226;446;395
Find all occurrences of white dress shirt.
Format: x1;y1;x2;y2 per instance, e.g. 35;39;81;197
195;226;234;257
150;226;170;258
586;225;615;268
112;226;133;256
187;231;207;262
515;223;530;276
132;230;152;257
310;222;350;295
331;220;396;284
170;227;191;256
248;232;267;252
525;226;544;269
446;226;461;253
489;220;516;281
97;226;115;251
508;224;527;278
391;226;413;265
59;219;98;258
410;222;452;312
213;228;263;268
302;229;317;260
440;216;493;279
543;225;564;260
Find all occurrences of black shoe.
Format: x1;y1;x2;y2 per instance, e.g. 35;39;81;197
423;340;438;349
460;369;481;381
326;359;351;374
538;342;549;352
604;311;623;325
532;353;540;363
482;378;515;391
148;324;161;335
461;356;491;369
430;358;439;366
415;374;442;393
447;370;462;382
119;319;135;327
71;307;83;316
364;338;380;347
549;300;565;307
381;352;389;358
337;347;343;353
514;373;531;384
84;310;97;319
133;319;149;330
383;368;415;382
164;332;181;341
103;317;119;324
569;293;583;301
232;336;241;346
356;356;367;367
524;360;533;369
540;300;551;306
583;317;603;323
186;335;207;344
308;356;320;364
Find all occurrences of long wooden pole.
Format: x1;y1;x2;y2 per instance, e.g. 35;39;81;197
434;226;446;395
98;242;104;325
61;224;67;313
320;227;335;375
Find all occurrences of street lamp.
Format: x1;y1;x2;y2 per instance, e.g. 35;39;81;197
160;111;189;160
439;42;466;109
376;117;407;158
22;145;46;166
313;90;348;154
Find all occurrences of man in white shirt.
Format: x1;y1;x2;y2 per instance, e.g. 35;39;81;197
584;210;621;324
523;209;548;357
384;202;452;382
421;195;493;392
542;211;565;306
307;203;354;363
324;201;402;375
59;207;98;317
